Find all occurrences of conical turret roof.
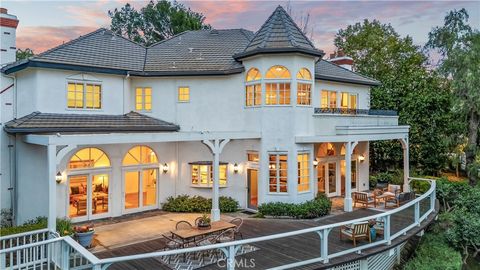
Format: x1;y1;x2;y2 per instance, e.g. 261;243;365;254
234;6;324;59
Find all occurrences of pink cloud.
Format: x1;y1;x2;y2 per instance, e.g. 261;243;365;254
16;26;97;53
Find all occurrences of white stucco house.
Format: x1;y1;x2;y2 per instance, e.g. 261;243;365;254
0;6;410;230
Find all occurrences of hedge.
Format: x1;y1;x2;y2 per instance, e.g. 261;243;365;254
404;232;462;270
0;217;47;236
162;195;239;213
258;194;331;219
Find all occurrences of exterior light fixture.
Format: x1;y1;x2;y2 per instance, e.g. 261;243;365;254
233;163;239;174
313;159;319;167
358;155;365;162
55;172;62;184
162;163;169;174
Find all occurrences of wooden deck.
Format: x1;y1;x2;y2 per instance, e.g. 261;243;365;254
95;204;438;270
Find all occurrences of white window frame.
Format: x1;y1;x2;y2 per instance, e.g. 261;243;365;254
190;163;228;188
268;152;288;193
340;92;358;109
297;152;311;193
321;90;337;109
178;86;190;103
67;81;102;110
135;87;152;112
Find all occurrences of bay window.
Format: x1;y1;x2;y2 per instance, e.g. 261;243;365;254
265;65;291;105
269;153;288;193
245;68;262;106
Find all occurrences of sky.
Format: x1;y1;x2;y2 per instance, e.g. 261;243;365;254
1;0;479;59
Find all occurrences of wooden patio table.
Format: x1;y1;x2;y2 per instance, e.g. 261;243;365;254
171;221;236;241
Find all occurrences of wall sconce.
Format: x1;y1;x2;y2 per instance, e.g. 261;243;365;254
313;159;319;167
233;163;239;174
55;172;62;184
162;163;169;174
358;155;365;162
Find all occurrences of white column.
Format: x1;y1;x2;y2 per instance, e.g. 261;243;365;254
47;144;56;233
401;138;410;192
344;142;352;212
203;139;230;221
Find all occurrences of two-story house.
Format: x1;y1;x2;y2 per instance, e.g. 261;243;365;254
0;6;409;230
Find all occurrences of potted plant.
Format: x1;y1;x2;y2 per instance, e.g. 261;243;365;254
368;219;377;241
74;224;94;248
197;214;211;230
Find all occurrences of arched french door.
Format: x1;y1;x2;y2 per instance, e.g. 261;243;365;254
122;146;159;213
67;147;111;222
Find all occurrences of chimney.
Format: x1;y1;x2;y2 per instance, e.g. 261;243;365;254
1;8;19;65
328;50;354;71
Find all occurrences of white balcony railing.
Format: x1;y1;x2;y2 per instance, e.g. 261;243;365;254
0;177;436;270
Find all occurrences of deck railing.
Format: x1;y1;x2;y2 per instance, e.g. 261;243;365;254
314;108;398;116
0;177;436;270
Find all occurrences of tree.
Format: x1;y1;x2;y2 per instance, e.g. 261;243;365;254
109;0;211;46
334;20;454;175
16;48;34;60
427;9;480;186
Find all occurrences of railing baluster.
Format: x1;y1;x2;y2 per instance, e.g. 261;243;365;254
0;252;5;269
414;201;420;226
226;245;236;270
384;215;391;245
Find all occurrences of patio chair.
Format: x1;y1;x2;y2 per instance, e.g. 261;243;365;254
229;218;244;239
216;228;235;243
373;220;384;236
162;234;187;263
340;221;371;247
75;199;87;215
176;220;193;230
385;191;416;208
383;184;401;197
352;192;376;208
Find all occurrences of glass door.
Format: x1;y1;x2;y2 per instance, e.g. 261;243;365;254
123;168;158;213
69;173;110;221
317;163;326;194
92;174;109;217
69;175;88;220
247;169;258;209
327;163;337;196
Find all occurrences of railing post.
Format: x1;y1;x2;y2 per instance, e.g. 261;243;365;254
0;252;6;269
316;228;330;263
430;185;436;212
61;241;70;269
414;201;420;226
226;245;237;270
384;215;391;245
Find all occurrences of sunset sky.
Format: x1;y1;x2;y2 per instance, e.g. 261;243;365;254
1;0;479;59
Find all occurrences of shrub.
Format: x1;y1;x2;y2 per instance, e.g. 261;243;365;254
404;232;462;270
375;172;393;183
0;217;47;236
410;179;431;194
258;194;331;219
369;175;378;189
1;208;13;228
56;218;74;236
162;195;239;213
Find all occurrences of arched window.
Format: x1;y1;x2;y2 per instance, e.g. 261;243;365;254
68;147;110;169
297;68;312;105
265;65;291;105
123;146;158;166
245;68;262;107
318;143;336;157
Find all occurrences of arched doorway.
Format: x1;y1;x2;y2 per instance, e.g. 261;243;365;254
67;147;111;221
122;146;159;213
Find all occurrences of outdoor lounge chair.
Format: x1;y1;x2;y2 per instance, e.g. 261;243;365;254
340;221;371;247
352;192;376;208
383;184;401;197
385;191;416;208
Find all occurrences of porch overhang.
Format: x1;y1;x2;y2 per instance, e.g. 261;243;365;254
22;131;261;146
295;125;409;143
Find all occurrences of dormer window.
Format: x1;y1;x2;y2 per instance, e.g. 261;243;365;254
245;68;262;107
296;68;312;106
265;65;291;105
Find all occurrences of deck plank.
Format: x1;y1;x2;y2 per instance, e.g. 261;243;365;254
94;206;438;270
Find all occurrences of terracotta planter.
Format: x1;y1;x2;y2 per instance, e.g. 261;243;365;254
76;230;94;248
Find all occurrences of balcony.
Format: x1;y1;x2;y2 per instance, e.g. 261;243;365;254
311;108;401;137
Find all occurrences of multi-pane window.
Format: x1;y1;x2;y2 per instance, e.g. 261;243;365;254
178;87;190;102
269;153;288;193
67;82;101;109
341;92;358;109
297;153;310;192
321;90;337;108
297;68;312;105
191;163;227;187
245;68;262;106
135;87;152;111
247;151;259;162
265;65;291;105
265;83;291;105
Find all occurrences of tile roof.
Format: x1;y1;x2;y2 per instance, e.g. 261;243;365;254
142;29;254;75
4;111;180;134
315;60;380;86
234;6;324;59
